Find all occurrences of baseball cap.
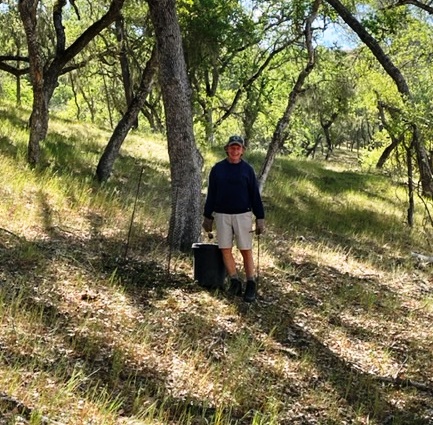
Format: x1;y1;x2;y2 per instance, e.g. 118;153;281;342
226;135;245;147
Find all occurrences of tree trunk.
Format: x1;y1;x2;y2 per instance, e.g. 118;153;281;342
141;102;164;133
18;0;125;166
376;136;403;169
115;15;138;129
258;0;320;192
326;0;433;198
69;73;81;120
191;69;217;145
19;0;45;165
305;134;322;158
321;112;338;160
27;88;50;165
243;81;264;143
203;106;215;145
96;48;158;182
147;0;203;252
375;101;404;169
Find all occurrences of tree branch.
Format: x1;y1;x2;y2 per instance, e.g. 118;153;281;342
50;0;125;73
392;0;433;14
0;62;29;76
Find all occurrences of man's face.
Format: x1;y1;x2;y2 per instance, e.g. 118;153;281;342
227;144;244;163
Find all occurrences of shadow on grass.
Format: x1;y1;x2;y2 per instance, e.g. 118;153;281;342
0;136;19;158
232;259;433;424
1;134;430;423
0;221;190;416
1;215;432;424
0;107;29;129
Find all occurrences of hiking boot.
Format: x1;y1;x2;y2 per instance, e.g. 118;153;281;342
227;278;243;297
244;280;257;303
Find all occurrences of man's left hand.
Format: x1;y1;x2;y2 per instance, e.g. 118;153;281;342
255;219;265;235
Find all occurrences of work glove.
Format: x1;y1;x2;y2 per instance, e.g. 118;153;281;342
202;217;214;233
255;218;265;235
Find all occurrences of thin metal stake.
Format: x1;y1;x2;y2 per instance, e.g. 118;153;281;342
257;233;260;290
124;166;144;260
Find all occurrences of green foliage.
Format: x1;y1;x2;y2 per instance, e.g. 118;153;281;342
1;0;432;165
361;7;410;40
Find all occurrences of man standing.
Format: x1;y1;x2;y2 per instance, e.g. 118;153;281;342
202;135;265;302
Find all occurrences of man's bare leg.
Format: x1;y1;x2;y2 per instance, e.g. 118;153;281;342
221;248;242;296
240;249;255;280
240;249;257;302
221;248;237;276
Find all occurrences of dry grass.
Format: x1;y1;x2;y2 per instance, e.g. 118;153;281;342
1;105;433;424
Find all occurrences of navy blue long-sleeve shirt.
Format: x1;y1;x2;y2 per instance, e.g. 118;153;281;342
204;158;265;219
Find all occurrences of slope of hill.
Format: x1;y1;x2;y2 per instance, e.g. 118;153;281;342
1;105;433;424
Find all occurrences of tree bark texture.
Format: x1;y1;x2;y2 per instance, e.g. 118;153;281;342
321;112;338;160
18;0;47;165
96;47;158;182
147;0;204;252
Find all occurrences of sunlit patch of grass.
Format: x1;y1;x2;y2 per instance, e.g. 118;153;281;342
0;364;125;424
123;131;169;162
1;116;172;247
265;155;427;256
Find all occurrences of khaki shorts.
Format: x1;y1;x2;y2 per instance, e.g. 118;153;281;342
214;212;253;250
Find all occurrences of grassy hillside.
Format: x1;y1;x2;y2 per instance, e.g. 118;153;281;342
1;104;433;424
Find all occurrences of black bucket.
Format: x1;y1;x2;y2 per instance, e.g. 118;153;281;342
192;243;226;289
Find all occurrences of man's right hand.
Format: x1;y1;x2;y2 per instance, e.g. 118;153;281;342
202;217;213;232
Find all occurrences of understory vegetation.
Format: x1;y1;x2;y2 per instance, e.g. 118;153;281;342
1;105;433;424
